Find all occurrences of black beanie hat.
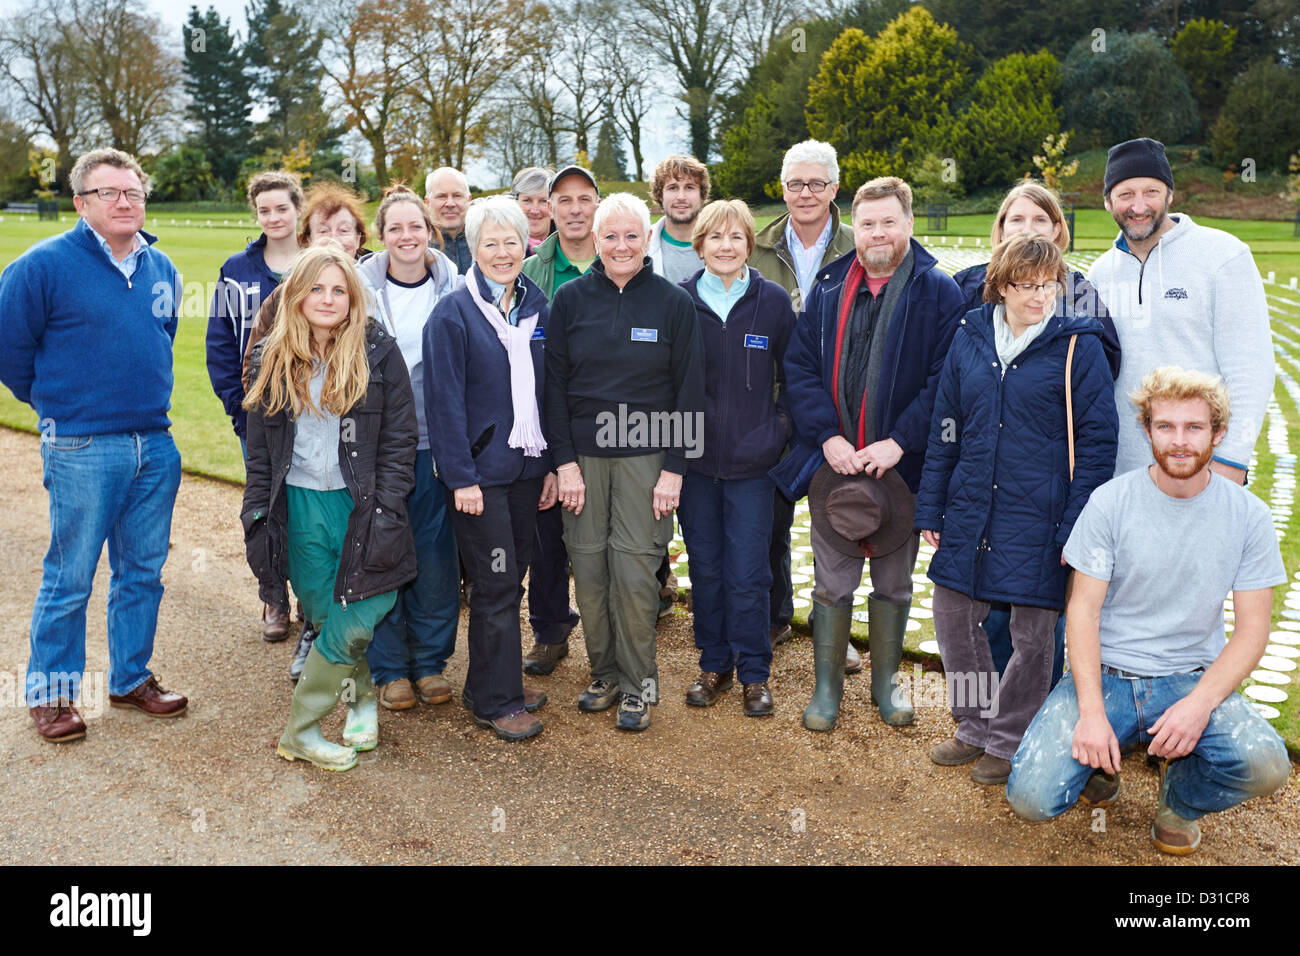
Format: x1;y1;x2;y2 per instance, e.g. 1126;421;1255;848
1104;138;1174;197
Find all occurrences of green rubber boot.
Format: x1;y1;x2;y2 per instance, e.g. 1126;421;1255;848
277;644;359;771
868;596;915;726
802;601;852;731
342;657;378;752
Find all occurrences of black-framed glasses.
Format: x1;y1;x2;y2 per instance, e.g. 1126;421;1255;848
784;179;831;194
1006;280;1061;296
77;187;147;205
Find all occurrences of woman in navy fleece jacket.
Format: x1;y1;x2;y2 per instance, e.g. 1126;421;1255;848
676;200;795;717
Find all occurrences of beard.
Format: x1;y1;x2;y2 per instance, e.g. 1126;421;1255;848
665;204;700;225
1153;442;1214;481
859;238;908;274
1115;197;1171;242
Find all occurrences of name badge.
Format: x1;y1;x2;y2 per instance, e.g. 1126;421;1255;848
744;334;769;350
531;327;546;340
631;328;658;343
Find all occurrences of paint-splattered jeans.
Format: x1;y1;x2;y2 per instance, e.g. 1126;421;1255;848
1007;670;1291;821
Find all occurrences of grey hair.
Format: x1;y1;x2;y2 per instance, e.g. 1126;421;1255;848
424;166;469;197
510;166;552;198
466;195;529;251
70;147;151;195
592;192;651;238
780;139;838;186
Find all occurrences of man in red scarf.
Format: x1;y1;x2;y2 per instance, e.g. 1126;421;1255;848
775;177;966;732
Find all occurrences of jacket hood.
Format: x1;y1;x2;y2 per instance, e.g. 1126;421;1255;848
356;245;457;290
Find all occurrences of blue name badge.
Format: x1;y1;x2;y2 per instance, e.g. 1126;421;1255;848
631;328;658;343
531;327;546;340
744;334;770;350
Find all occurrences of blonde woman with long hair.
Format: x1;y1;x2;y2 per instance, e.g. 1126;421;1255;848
242;245;419;772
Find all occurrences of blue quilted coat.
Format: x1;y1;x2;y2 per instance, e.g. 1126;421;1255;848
914;303;1119;610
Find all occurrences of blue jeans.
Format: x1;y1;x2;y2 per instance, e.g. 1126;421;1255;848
27;430;181;705
677;473;774;684
366;450;460;684
1007;671;1291;822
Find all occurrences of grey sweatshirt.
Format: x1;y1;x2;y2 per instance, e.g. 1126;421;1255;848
1087;213;1271;475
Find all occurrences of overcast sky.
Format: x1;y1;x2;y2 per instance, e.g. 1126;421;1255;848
3;0;691;187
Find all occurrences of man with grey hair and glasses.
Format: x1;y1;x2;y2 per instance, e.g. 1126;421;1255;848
0;147;189;743
751;139;859;671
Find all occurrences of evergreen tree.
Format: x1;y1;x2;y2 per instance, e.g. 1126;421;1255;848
182;6;253;187
244;0;340;155
591;113;628;182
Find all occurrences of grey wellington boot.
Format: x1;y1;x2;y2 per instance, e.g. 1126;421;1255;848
342;657;379;752
868;596;915;726
802;601;852;731
277;644;359;771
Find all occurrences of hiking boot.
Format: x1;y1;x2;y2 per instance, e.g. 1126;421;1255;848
742;682;774;717
377;678;416;711
462;686;547;713
577;679;620;712
415;673;452;704
1078;770;1121;808
930;737;985;766
474;708;542;742
523;640;569;675
970;753;1012;785
770;624;793;649
685;671;733;707
1152;757;1201;855
615;693;651;732
262;603;290;642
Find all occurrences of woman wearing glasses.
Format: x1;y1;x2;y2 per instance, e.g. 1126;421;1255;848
208;170;304;641
915;234;1118;787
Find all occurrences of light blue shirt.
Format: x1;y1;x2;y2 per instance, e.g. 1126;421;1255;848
698;267;750;324
88;224;146;280
287;361;348;491
784;214;833;305
481;275;523;326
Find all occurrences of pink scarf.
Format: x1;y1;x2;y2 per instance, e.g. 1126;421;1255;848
465;265;547;457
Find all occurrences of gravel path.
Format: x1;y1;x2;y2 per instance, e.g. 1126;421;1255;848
0;425;1295;865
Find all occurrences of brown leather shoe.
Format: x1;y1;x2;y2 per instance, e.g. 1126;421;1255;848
474;708;543;742
462;685;548;713
742;682;774;717
378;678;417;711
970;753;1012;785
770;624;793;649
523;640;569;675
30;698;87;743
845;641;863;674
685;671;733;707
415;673;452;704
262;603;290;642
108;675;188;717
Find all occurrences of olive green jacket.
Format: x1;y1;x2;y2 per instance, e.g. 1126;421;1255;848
750;205;855;313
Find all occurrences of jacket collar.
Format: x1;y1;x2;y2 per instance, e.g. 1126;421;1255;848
814;237;937;291
755;203;849;254
589;256;654;291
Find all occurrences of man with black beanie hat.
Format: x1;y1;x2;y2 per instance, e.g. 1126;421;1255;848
1087;136;1271;483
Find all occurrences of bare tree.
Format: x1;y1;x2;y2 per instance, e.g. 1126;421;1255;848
59;0;182;156
0;4;90;190
317;0;415;186
399;0;532;171
631;0;741;161
511;18;565;169
551;0;609;160
596;16;657;180
732;0;812;75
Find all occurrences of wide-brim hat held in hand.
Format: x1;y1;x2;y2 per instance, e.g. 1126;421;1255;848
809;461;915;559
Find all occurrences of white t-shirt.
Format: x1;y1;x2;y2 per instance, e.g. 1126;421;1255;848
1063;466;1285;676
384;273;437;449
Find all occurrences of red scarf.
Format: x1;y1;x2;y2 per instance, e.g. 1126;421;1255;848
828;256;871;449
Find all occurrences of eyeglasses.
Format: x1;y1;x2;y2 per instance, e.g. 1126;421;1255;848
315;227;358;237
784;179;831;195
1006;281;1061;296
77;187;147;205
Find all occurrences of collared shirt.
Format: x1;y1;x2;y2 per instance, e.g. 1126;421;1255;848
697;267;750;324
784;214;834;306
481;274;524;326
87;224;147;280
553;244;592;292
287;360;348;491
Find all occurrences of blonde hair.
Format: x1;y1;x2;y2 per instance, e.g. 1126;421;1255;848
993;181;1070;251
983;234;1067;304
1129;366;1231;434
691;199;756;258
244;246;371;419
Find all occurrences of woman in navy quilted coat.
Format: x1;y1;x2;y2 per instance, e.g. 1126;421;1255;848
915;234;1118;786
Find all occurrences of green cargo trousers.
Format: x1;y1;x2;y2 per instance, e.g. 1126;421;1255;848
562;453;672;700
286;486;397;666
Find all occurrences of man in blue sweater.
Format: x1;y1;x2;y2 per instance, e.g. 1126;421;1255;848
0;148;189;744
